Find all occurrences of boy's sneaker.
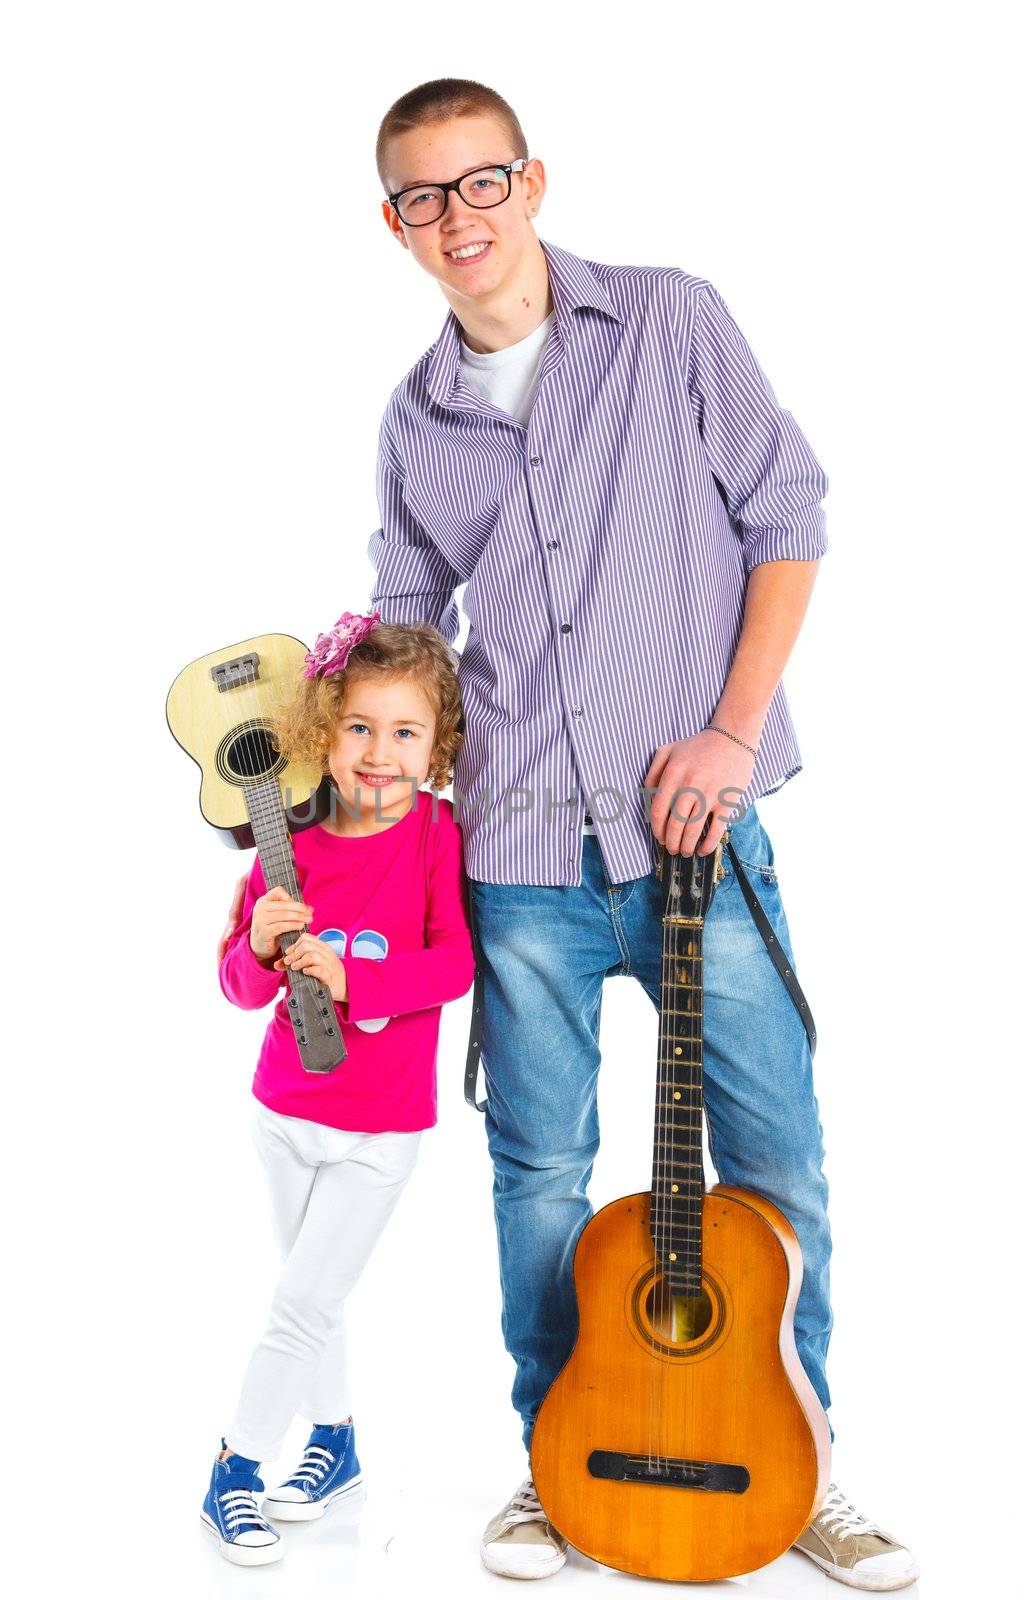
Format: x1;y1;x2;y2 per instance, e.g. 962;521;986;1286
263;1421;363;1522
200;1442;283;1566
480;1474;567;1579
793;1482;920;1590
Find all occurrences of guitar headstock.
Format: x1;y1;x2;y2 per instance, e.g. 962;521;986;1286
656;827;730;923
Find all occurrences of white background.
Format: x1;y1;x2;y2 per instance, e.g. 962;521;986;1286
3;4;1020;1598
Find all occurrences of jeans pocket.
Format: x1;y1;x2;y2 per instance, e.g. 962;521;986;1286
733;854;778;887
724;806;778;886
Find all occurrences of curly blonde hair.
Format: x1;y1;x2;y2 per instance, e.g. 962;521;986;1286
270;621;463;791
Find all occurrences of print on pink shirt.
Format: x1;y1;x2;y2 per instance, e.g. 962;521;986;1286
318;928;392;1034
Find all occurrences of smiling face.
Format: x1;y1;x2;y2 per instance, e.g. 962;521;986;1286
380;112;546;312
326;673;439;834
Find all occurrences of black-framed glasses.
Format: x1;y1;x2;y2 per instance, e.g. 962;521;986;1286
388;158;529;227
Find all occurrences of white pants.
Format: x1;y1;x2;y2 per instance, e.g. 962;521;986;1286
226;1101;421;1462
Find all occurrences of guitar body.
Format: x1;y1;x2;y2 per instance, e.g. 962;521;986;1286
531;1183;830;1581
166;632;328;849
166;631;346;1073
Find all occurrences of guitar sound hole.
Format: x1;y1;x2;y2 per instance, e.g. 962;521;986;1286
645;1282;714;1344
222;724;281;782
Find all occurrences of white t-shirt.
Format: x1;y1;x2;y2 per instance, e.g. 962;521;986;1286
459;311;555;428
459;310;596;837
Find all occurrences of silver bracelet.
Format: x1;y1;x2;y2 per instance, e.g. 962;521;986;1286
706;722;759;758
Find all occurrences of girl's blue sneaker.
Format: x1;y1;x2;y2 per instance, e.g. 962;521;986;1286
263;1421;363;1521
200;1441;284;1565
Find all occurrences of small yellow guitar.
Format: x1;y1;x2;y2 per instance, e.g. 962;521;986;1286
166;632;346;1074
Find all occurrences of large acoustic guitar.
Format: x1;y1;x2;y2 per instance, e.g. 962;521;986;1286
166;632;346;1075
531;831;830;1580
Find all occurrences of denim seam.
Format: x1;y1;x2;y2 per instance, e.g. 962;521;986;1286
614;880;637;912
607;897;633;974
732;859;778;883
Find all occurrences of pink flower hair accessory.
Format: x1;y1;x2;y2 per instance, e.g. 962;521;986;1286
303;610;382;679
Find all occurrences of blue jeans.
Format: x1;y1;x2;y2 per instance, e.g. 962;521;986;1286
469;803;833;1452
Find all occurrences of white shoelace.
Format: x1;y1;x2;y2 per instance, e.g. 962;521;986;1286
502;1476;547;1529
818;1483;883;1541
288;1444;335;1489
219;1488;273;1533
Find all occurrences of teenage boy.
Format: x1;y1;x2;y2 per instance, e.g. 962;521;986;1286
366;78;919;1591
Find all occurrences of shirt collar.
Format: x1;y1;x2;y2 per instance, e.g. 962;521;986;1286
425;237;622;409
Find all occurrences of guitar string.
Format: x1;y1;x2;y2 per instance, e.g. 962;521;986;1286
675;851;691;1484
650;841;660;1474
265;666;321;1050
668;844;693;1479
664;844;680;1477
659;838;668;1472
672;858;686;1480
662;843;692;1476
647;845;656;1473
684;849;698;1473
662;845;676;1476
691;836;711;1476
652;838;669;1475
665;834;711;1479
229;644;319;1054
266;653;342;1058
697;824;722;1467
646;838;661;1476
690;845;703;1475
645;842;658;1474
656;840;682;1475
236;658;278;982
261;668;320;1049
693;857;705;1480
657;837;676;1475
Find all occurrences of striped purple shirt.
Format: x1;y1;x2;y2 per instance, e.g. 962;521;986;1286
368;238;828;886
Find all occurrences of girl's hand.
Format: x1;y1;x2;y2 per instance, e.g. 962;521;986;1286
250;886;314;962
218;871;249;965
275;933;348;1003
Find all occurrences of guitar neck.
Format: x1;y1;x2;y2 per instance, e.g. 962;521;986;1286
243;776;347;1075
247;776;304;902
650;862;710;1298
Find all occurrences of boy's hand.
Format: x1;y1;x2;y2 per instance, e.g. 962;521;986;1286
249;886;314;962
275;933;348;1003
645;730;755;859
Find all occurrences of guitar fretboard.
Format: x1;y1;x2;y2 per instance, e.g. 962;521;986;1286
246;776;303;901
650;874;711;1297
243;775;346;1073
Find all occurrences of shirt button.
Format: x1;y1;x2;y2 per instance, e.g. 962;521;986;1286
571;707;583;717
561;622;572;633
546;539;559;550
530;455;542;467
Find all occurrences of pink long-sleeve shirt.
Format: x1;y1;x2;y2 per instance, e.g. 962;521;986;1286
219;795;476;1132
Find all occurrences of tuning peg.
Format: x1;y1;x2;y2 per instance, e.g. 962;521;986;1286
714;830;730;884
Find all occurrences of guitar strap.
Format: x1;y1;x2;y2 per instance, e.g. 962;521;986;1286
463;838;817;1113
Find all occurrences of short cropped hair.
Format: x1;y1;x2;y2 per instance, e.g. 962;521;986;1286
375;77;528;191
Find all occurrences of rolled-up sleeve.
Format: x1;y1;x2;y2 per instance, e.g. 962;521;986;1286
368;413;461;642
687;283;829;571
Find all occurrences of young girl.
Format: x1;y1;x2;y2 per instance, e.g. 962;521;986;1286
200;611;476;1566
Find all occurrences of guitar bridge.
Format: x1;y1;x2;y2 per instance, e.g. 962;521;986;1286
211;652;260;691
588;1451;749;1494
